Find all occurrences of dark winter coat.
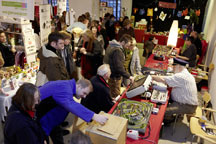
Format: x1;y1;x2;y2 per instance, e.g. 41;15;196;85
37;45;70;81
104;40;130;79
118;27;135;40
4;103;45;144
0;43;15;67
81;75;114;113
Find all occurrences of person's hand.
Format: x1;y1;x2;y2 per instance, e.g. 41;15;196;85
129;76;134;83
92;114;108;125
137;71;143;75
169;55;175;58
80;47;87;54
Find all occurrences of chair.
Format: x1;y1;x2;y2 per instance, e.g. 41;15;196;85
186;92;212;122
189;92;216;143
173;92;212;135
190;117;216;144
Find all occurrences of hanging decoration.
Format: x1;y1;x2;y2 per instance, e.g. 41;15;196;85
158;1;176;9
139;8;145;15
147;8;153;16
190;9;199;24
159;11;167;21
133;8;138;14
177;11;182;17
184;16;190;20
182;8;188;16
196;9;200;16
154;7;158;12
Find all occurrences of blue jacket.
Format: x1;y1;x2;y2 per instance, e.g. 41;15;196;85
37;79;94;135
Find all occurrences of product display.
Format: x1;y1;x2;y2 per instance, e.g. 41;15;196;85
126;75;152;98
113;99;153;133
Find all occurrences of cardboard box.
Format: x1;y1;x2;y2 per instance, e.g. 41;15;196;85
86;112;128;144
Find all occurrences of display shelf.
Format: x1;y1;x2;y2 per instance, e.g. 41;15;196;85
0;18;37;65
4;31;23;35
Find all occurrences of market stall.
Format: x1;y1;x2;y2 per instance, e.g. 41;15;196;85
108;54;171;144
0;63;39;121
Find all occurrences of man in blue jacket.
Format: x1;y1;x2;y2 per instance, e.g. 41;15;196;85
36;78;108;144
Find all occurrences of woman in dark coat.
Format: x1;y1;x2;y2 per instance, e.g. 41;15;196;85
4;83;46;144
79;30;103;79
0;30;16;67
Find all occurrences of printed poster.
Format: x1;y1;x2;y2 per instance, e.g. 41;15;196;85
57;0;66;16
39;4;51;46
0;0;34;20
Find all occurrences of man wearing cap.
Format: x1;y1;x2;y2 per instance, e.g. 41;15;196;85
152;58;198;121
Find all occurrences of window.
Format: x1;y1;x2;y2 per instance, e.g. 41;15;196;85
48;0;69;11
100;0;121;20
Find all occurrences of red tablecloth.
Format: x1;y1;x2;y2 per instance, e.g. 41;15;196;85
108;54;171;143
109;89;170;144
144;54;169;70
134;29;185;48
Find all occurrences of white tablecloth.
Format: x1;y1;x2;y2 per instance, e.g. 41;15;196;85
0;75;36;122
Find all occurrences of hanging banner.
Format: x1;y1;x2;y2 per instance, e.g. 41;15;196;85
39;4;51;46
147;8;153;16
159;1;176;9
159;11;167;21
0;0;34;20
57;0;66;16
139;9;145;15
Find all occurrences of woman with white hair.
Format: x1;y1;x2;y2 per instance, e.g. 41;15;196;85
81;64;114;113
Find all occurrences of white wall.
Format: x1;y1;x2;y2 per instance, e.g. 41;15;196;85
68;0;93;20
121;0;132;18
203;0;216;116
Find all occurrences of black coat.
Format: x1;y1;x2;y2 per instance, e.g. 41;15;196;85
4;103;46;144
182;44;197;67
0;43;15;67
81;75;114;114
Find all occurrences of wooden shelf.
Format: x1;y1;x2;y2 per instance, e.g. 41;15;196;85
4;31;23;35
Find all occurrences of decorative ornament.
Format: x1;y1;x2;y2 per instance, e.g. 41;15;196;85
196;9;200;16
154;7;158;12
133;8;138;14
139;8;145;15
177;11;182;17
147;8;153;16
159;11;167;21
182;8;188;16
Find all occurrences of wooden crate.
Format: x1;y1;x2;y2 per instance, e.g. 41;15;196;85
86;112;128;144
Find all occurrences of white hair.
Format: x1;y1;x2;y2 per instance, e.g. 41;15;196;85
97;64;111;76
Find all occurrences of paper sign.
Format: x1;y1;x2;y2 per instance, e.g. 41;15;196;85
0;0;34;20
57;0;66;16
39;4;51;46
185;16;190;20
159;11;167;21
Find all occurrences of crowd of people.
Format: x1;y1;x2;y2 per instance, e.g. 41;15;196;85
0;11;206;144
